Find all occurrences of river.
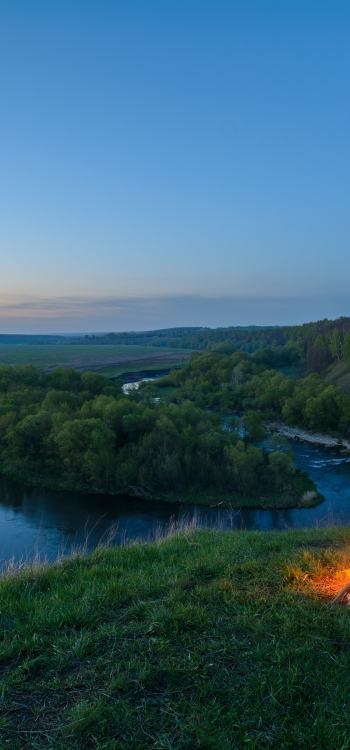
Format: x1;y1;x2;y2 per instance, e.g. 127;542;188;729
0;439;350;567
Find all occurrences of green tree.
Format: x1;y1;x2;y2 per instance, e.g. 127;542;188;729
343;332;350;362
241;411;266;444
329;329;343;361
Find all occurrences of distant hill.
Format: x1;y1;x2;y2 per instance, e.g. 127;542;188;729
0;334;67;345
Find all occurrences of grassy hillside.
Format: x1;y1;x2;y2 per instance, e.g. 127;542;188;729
324;360;350;394
1;528;350;748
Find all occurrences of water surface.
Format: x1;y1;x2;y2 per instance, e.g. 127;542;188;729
0;440;350;566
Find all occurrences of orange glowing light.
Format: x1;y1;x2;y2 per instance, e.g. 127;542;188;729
309;567;350;604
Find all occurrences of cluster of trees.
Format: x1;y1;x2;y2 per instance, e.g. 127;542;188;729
304;326;350;372
155;350;350;437
0;365;299;500
263;317;350;372
238;369;350;434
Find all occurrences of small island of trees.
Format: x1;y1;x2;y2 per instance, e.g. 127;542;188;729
0;362;317;508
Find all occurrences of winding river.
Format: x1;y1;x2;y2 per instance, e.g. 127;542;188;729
0;439;350;567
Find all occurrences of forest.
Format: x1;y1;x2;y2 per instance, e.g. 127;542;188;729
150;348;350;436
1;317;350;506
0;363;315;507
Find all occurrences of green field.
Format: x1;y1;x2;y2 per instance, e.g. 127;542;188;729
0;344;190;376
1;527;350;748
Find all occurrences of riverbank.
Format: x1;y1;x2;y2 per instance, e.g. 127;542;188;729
0;463;321;511
2;527;350;748
270;421;350;451
156;471;322;509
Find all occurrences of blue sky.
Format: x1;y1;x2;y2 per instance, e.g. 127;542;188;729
1;1;349;332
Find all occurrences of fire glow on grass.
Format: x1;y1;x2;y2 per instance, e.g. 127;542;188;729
310;568;350;604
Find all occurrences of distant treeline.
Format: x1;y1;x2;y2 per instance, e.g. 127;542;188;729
3;317;350;376
80;326;287;351
0;335;66;345
79;317;350;373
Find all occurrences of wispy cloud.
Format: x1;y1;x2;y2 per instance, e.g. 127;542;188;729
0;293;348;333
0;296;127;319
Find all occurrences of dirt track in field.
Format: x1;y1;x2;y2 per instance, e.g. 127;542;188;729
45;351;191;373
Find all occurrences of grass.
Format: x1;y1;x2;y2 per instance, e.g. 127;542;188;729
0;344;190;374
325;360;350;394
1;527;350;748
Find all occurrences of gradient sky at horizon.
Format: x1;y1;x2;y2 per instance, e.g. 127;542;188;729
1;1;349;332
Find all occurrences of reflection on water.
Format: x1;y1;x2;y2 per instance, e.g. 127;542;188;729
0;439;350;565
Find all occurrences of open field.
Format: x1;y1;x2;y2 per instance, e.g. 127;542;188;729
1;527;350;748
0;344;190;376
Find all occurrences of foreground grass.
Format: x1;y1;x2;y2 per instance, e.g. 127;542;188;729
1;529;350;749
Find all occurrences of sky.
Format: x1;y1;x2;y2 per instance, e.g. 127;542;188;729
0;0;349;332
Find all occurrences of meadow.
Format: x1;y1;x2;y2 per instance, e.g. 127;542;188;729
1;527;350;748
0;344;190;377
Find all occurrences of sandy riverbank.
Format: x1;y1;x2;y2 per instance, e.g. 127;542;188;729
269;421;350;451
